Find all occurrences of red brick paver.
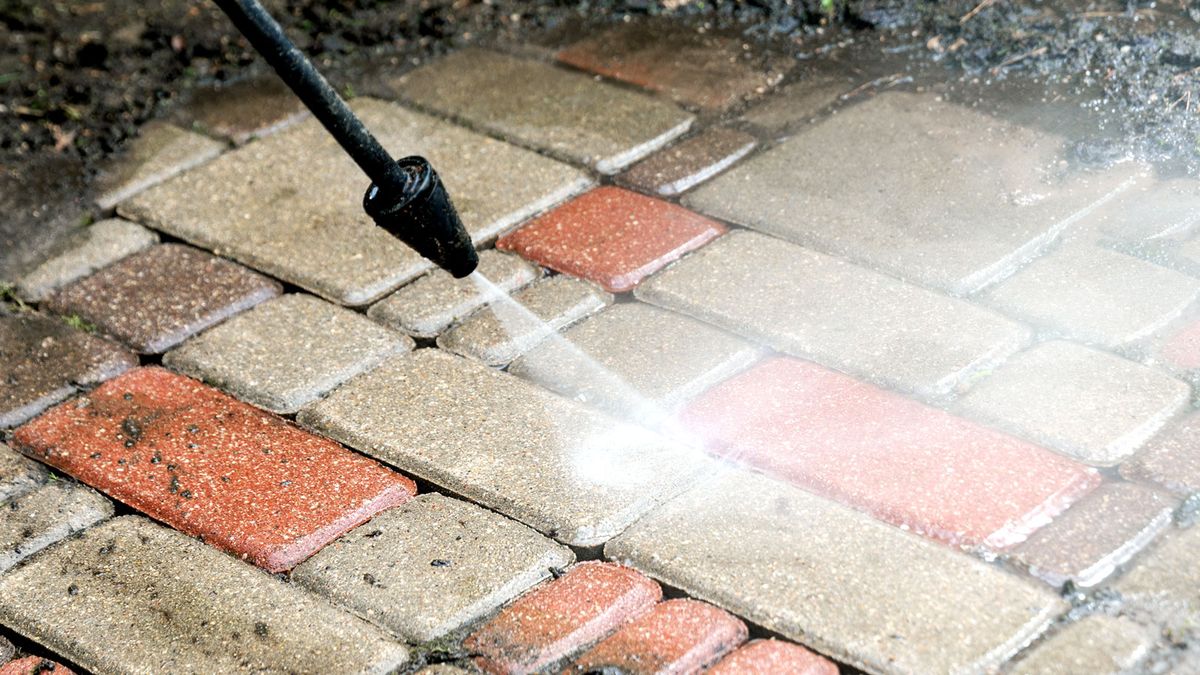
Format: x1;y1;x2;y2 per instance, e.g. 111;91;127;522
1161;317;1200;373
0;657;75;675
707;639;838;675
679;357;1100;549
464;561;662;674
497;187;725;293
11;366;415;572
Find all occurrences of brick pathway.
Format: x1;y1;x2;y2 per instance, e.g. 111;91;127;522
3;16;1200;675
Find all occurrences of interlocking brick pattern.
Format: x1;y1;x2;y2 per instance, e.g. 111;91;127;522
617;127;757;196
1009;615;1154;674
94;121;224;211
16;219;158;302
1122;410;1200;496
707;639;838;675
0;481;112;573
0;444;47;503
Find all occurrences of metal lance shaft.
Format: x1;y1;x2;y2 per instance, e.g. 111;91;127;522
211;0;479;278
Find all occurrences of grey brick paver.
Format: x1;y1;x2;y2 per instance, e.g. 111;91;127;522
1121;410;1200;496
299;349;713;548
0;443;46;503
122;98;591;306
15;219;158;302
1008;615;1154;675
0;516;409;674
393;49;694;174
1086;177;1200;243
616;127;757;197
0;480;112;573
164;293;413;414
1115;524;1200;618
95;121;225;211
294;493;574;642
605;469;1065;675
740;66;856;131
182;76;308;144
635;230;1031;398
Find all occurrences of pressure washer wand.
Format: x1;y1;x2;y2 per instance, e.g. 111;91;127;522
211;0;479;278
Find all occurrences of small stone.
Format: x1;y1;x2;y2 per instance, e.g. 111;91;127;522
0;443;46;503
1122;411;1200;496
707;639;838;675
616;128;757;197
0;480;113;573
94;121;224;211
0;656;75;674
179;76;308;144
15;219;158;302
1008;615;1155;675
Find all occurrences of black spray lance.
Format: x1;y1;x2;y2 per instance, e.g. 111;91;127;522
211;0;480;278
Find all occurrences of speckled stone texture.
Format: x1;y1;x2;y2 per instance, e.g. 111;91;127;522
740;65;858;132
0;480;112;573
367;250;540;338
12;367;417;573
556;21;791;110
566;599;747;674
122;98;590;306
0;657;74;675
1122;411;1200;495
94;121;225;211
0;444;46;503
0;642;13;669
983;244;1200;349
509;303;761;421
0;313;137;428
164;294;412;414
1009;615;1154;674
684;92;1130;295
1085;177;1200;243
681;357;1098;550
43;243;281;354
1159;317;1200;376
497;187;726;293
464;562;662;674
293;493;575;643
1115;524;1200;617
707;639;838;675
393;49;693;174
437;276;613;367
1010;482;1175;588
635;230;1031;398
299;349;713;548
0;516;409;673
15;219;158;302
954;341;1189;466
181;76;308;144
605;469;1065;675
617;128;757;197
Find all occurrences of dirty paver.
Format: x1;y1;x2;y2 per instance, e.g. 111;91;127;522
393;49;693;174
1158;315;1200;377
94;121;225;211
0;516;409;674
1121;410;1200;496
739;66;858;132
179;75;308;144
43;243;282;354
635;230;1031;398
164;293;413;414
11;366;417;573
616;127;757;197
707;639;839;675
15;219;158;302
293;493;575;643
0;444;47;503
1008;615;1154;675
0;657;74;675
606;469;1064;675
0;481;112;573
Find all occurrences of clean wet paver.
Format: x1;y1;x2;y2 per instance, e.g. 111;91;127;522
164;293;413;414
0;312;137;428
1085;177;1200;243
954;340;1190;466
43;243;281;354
293;493;575;643
635;230;1031;398
707;639;838;675
437;275;613;367
0;516;409;674
497;187;726;293
367;250;540;338
94;121;225;211
15;219;158;302
1114;524;1200;615
684;91;1129;295
605;469;1065;675
11;366;417;573
393;49;693;174
1121;410;1200;496
122;98;590;305
180;75;308;144
1008;615;1153;675
0;480;112;573
616;127;757;197
739;65;858;132
299;349;713;548
680;357;1099;549
0;444;46;503
464;561;662;674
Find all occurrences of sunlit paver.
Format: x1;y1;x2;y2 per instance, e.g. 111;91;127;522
94;121;225;211
464;562;662;674
606;469;1065;675
954;341;1189;466
1115;524;1200;615
684;92;1129;295
635;230;1031;398
0;657;74;675
1008;615;1154;675
12;367;417;573
15;219;158;302
43;244;281;354
0;516;409;673
707;639;838;675
299;349;714;547
1121;410;1200;496
617;127;757;197
393;49;693;174
180;75;308;144
0;480;112;573
164;294;412;414
122;98;591;305
293;493;574;643
0;443;46;503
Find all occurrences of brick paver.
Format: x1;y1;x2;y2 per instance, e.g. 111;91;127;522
122;98;590;305
606;469;1065;675
464;561;662;674
635;230;1031;397
437;276;612;367
0;313;137;428
954;341;1189;466
1008;615;1154;675
684;92;1129;295
43;243;281;354
616;128;757;197
1085;177;1200;243
0;480;112;573
293;493;574;642
367;250;540;338
0;657;74;675
1121;410;1200;496
740;66;856;132
0;516;409;673
164;293;413;414
299;349;713;547
0;443;46;503
393;49;693;174
12;366;417;572
681;357;1099;549
94;121;224;211
15;219;158;302
707;639;838;675
0;642;11;667
181;75;308;144
497;187;726;293
1158;316;1200;375
1114;523;1200;615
